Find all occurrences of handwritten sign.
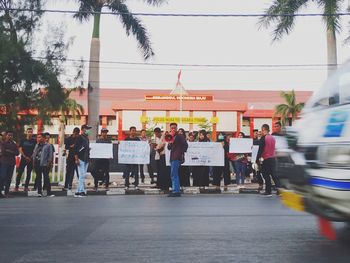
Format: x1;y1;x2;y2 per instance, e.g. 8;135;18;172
229;138;253;153
251;145;259;163
118;141;150;164
166;142;224;166
90;143;114;159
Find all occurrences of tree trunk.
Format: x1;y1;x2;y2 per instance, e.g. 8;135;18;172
87;13;101;141
327;28;337;77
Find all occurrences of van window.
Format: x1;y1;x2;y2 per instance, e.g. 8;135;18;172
306;62;350;110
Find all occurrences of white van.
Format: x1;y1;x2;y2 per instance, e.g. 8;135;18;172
276;62;350;222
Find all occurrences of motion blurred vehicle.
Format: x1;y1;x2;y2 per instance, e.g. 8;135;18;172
276;62;350;224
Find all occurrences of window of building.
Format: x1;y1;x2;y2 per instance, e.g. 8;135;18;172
107;116;116;126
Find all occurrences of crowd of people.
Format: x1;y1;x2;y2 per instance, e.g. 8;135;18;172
0;121;284;198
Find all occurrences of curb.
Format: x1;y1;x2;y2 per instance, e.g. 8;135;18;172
6;187;260;197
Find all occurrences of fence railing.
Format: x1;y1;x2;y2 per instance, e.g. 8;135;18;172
13;145;67;186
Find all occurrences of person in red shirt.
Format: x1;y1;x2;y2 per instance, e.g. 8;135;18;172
256;124;281;197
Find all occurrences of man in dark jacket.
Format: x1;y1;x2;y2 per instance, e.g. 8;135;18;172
74;125;91;197
63;127;80;190
93;128;112;191
167;123;188;197
0;131;19;197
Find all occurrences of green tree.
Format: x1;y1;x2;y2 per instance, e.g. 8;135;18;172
58;88;85;148
259;0;343;76
74;0;164;140
275;90;304;126
0;0;65;138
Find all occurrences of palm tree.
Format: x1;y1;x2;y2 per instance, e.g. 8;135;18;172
74;0;163;140
259;0;343;76
275;90;304;126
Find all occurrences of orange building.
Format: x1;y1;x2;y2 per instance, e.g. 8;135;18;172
60;88;312;140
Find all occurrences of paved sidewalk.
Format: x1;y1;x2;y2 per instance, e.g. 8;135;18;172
10;173;262;197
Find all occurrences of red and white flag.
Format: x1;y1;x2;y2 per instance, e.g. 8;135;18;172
177;70;182;85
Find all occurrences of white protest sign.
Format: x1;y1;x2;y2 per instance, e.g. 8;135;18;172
251;145;259;163
90;143;113;159
229;138;253;153
274;136;288;150
166;142;224;166
118;141;150;164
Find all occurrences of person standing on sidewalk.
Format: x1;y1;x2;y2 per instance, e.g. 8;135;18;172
0;131;19;198
93;128;112;191
212;133;231;190
153;127;170;191
63;127;80;191
123;126;140;190
74;125;91;197
15;127;36;192
32;133;45;193
252;129;264;190
256;124;281;197
167;123;188;197
139;129;155;184
37;133;55;197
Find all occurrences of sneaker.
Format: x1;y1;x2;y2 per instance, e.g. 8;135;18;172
74;192;81;197
260;192;272;197
62;188;68;191
48;194;55;197
37;193;42;197
80;192;87;197
135;186;139;190
124;187;129;190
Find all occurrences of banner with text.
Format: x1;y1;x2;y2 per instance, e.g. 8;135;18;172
165;142;224;167
90;143;114;159
118;141;150;164
229;138;253;153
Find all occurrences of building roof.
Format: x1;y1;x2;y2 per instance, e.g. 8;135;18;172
69;89;313;117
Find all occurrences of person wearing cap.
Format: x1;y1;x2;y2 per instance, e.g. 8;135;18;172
73;125;91;197
63;127;80;191
92;128;112;191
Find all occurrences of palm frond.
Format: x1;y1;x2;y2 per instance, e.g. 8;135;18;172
108;1;154;59
141;0;167;6
258;0;308;41
318;0;342;33
73;0;97;22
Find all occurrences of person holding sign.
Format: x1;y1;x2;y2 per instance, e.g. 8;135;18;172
123;126;141;190
153;128;171;191
92;128;112;191
167;123;188;197
178;128;190;188
192;130;210;188
232;132;248;189
212;133;231;190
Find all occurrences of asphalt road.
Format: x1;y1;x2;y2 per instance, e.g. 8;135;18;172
1;195;350;263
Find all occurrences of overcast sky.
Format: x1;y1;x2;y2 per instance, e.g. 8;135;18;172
41;0;350;92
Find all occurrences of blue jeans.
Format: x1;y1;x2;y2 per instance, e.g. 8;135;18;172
234;161;246;185
77;160;89;193
170;160;180;193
